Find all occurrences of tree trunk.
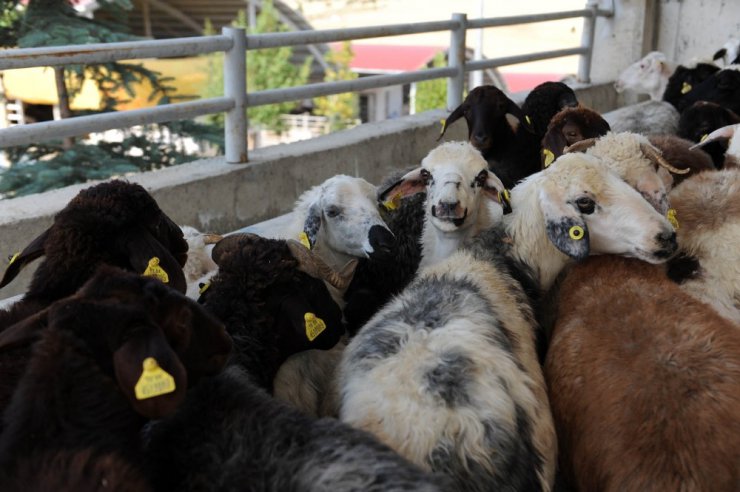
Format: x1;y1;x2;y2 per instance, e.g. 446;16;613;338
54;66;75;148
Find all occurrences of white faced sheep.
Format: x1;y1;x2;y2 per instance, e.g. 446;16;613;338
379;141;507;269
339;154;678;492
545;255;740;492
277;174;396;284
614;51;675;102
438;85;538;189
665;167;740;324
0;180;190;429
143;236;449;492
0;267;233;491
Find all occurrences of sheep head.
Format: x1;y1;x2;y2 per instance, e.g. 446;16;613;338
297;175;396;262
379;142;508;233
0;180;189;297
614;51;672;100
541;106;610;166
530;153;678;264
438;85;534;153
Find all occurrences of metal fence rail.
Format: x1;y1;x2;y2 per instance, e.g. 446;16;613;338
0;5;613;162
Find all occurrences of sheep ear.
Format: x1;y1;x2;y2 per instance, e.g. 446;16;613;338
538;182;590;260
0;228;50;289
211;233;248;266
506;100;534;134
0;308;49;352
162;215;189;268
118;227;187;294
689;124;737;149
378;167;428;205
302;204;322;250
541;128;569;166
437;103;467;141
713;48;727;62
480;170;511;214
113;326;187;420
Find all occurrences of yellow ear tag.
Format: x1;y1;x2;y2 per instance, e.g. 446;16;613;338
304;312;327;342
543;149;555;168
666;208;680;230
382;192;402;211
699;133;709;143
198;282;211;295
439;119;447;135
298;231;311;250
569;225;585;240
7;252;19;266
525;115;532;125
134;357;176;400
143;257;169;284
681;82;692;94
498;189;511;204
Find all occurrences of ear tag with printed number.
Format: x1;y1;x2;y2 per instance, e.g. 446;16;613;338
143;257;169;284
134;357;176;400
304;312;326;342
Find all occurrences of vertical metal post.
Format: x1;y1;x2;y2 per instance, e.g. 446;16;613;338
223;27;247;163
447;13;467;111
578;0;599;83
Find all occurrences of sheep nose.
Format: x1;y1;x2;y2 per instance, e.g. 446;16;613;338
472;133;488;147
436;200;460;216
653;230;678;259
368;225;396;259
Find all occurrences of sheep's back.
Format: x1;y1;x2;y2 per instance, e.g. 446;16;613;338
546;255;740;492
339;253;554;492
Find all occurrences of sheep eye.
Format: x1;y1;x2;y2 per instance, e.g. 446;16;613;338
419;169;431;181
325;206;341;218
474;170;488;186
576;197;595;214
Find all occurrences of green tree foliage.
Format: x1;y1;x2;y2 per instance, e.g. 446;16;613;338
313;41;358;132
0;0;223;199
201;2;312;133
415;52;447;113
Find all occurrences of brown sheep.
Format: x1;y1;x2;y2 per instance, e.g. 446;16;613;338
546;255;740;492
540;106;610;167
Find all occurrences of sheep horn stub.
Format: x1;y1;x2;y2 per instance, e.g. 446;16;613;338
286;240;357;291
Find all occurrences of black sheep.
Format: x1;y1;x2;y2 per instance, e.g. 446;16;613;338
197;233;348;390
0;180;190;425
663;62;720;110
144;234;447;492
675;67;740;115
343;167;426;336
0;267;232;491
678;100;740;168
438;85;538;189
521;81;579;139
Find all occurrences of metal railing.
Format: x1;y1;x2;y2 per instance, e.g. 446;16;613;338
0;5;613;163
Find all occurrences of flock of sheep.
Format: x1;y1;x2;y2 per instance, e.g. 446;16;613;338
0;37;738;492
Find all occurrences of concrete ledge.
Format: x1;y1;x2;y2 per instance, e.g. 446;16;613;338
0;82;619;299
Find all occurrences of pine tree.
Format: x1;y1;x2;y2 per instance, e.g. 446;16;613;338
0;0;223;199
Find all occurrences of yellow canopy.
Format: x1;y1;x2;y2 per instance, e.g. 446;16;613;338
2;57;213;111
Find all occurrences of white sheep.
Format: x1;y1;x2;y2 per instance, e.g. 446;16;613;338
272;174;396;417
180;225;221;299
614;51;675;102
339;153;678;491
379;141;507;268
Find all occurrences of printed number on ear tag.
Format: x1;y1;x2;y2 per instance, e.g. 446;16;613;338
543;149;555;168
666;208;680;230
134;357;176;400
143;257;169;284
304;312;326;342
